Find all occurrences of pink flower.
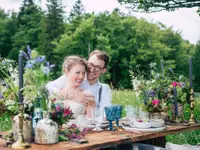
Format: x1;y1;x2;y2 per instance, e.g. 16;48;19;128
172;82;178;87
152;99;159;105
63;109;72;117
171;82;181;87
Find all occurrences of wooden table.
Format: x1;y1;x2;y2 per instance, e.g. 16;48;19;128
1;124;200;150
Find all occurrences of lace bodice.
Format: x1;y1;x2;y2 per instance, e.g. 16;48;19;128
64;100;85;118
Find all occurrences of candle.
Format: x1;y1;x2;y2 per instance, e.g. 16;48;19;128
173;87;178;116
189;56;193;88
18;51;24;103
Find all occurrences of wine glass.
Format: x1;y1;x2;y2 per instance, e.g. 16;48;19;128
91;108;104;131
104;106;116;130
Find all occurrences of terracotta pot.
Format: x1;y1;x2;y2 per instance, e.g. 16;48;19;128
12;114;32;142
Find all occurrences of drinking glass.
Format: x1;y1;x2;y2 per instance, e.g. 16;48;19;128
114;105;123;127
91;108;104;131
104;106;116;130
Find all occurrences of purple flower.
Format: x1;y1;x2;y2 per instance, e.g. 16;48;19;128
56;105;61;112
0;92;3;99
21;51;29;60
149;90;155;97
46;61;55;69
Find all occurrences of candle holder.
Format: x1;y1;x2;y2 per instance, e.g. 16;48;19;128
189;88;196;124
12;103;31;149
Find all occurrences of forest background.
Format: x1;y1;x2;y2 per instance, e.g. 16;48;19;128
0;0;200;91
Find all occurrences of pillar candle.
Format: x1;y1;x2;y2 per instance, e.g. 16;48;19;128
189;56;193;88
173;87;178;116
18;51;24;103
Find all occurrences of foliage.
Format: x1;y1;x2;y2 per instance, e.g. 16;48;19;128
193;40;200;91
0;1;197;90
0;58;19;115
49;97;73;126
118;0;200;13
22;46;55;111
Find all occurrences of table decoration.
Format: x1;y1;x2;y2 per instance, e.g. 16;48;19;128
12;51;31;149
104;106;116;130
114;105;123;127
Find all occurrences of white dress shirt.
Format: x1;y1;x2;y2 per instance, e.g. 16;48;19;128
46;75;112;110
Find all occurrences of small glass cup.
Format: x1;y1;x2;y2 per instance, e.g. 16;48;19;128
91;108;104;131
114;105;123;127
104;106;116;130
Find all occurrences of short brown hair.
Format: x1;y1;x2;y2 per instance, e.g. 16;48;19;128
89;50;110;68
62;55;87;72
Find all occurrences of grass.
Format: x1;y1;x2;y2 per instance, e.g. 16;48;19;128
1;90;200;145
0;113;12;131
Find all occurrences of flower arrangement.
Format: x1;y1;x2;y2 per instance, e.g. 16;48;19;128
49;97;73;126
131;62;189;114
168;81;189;104
0;46;55;116
58;124;87;141
22;46;55;111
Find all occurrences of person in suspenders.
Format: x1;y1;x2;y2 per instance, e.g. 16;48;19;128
46;50;112;111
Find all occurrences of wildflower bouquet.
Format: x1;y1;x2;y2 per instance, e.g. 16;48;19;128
59;124;87;141
22;46;55;111
49;97;73;126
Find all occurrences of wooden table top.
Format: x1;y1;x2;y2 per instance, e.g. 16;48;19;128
1;123;200;150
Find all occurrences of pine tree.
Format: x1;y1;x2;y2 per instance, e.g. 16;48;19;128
69;0;85;21
38;0;64;59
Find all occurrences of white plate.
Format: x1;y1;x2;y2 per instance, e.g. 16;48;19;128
86;123;109;129
122;124;166;132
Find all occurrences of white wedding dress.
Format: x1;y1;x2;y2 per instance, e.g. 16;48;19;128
63;100;86;118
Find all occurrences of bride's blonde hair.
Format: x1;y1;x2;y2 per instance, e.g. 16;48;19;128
62;55;87;73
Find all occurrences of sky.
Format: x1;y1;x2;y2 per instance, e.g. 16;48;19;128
1;0;200;44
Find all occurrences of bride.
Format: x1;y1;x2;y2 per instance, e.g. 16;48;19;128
47;56;95;118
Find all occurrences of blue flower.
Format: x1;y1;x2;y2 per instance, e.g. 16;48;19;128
25;60;36;69
42;66;50;75
35;56;45;63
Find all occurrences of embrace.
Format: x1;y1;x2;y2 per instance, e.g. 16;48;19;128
46;50;112;118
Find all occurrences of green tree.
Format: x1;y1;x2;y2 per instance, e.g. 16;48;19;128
118;0;200;12
38;0;64;58
0;9;17;57
10;0;44;60
193;40;200;91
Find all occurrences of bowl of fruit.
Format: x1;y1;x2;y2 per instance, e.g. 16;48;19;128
134;119;151;129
